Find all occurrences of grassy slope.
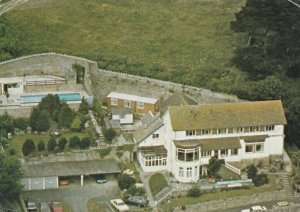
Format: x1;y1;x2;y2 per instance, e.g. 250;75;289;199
149;173;168;196
5;0;246;92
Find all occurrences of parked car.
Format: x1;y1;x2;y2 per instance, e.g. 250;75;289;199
27;201;37;211
110;199;129;212
272;201;289;209
241;205;267;212
50;131;61;137
96;175;107;184
125;196;148;207
59;179;70;186
51;201;63;212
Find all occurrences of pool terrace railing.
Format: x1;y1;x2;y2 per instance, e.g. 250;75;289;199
25;78;67;86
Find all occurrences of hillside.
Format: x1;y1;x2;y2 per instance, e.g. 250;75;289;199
3;0;246;92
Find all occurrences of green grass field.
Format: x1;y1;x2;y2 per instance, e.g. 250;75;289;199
5;0;246;92
149;173;168;196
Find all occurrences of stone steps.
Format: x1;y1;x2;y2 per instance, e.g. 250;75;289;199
154;186;172;204
279;172;294;198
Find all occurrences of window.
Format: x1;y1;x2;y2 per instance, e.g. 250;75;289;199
176;148;199;162
186;167;192;178
231;149;238;155
152;134;159;139
201;129;211;135
195;166;198;177
137;102;144;109
234;127;244;133
111;98;118;106
245;145;253;153
120;114;125;119
179;167;184;177
220;149;228;156
266;125;275;131
217;128;227;134
124;100;131;108
250;126;259;132
201;150;211;157
186;130;196;136
255;143;264;152
144;156;167;167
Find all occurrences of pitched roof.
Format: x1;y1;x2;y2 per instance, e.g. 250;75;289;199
169;100;286;131
140;111;154;125
162;93;197;113
139;145;167;157
174;137;241;150
22;159;121;178
133;113;163;143
107;92;158;104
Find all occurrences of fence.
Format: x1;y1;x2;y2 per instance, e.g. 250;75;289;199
225;162;241;175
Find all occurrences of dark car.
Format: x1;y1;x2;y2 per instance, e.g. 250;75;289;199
125;196;148;207
96;175;106;184
27;201;37;211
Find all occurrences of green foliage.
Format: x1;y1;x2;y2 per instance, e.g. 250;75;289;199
0;114;14;134
13;117;29;130
80;137;91;149
285;97;300;147
79;97;89;114
58;137;67;150
247;164;268;187
29;108;50;132
29;107;40;131
117;174;136;190
8;148;16;156
69;136;80;149
208;156;224;178
97;147;112;159
38;94;61;119
47;138;57;152
149;173;168;196
0;155;23;200
247;165;257;180
126;184;146;197
70;116;82;132
187;187;201;197
73;63;85;84
104;128;116;142
22;139;35;156
58;104;75;128
37;140;45;152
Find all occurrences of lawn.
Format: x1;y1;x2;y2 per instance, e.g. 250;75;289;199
5;0;246;92
164;175;277;208
8;132;93;157
149;173;168;196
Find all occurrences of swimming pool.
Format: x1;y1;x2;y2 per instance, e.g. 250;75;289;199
20;92;82;104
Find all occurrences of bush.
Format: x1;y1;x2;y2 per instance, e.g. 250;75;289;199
70;116;82;132
126;185;146;196
104;128;116;142
208;156;224;178
253;173;269;186
247;164;257;180
14;117;29;130
187;187;201;197
69;136;80;149
117;174;136;190
8;148;16;156
58;137;67;150
22;139;36;156
37;140;45;152
81;137;91;149
47;138;57;152
58;104;75;128
98;147;112;158
79;97;89;114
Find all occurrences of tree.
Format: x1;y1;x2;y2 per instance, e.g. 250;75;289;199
0;113;14;135
247;164;257;180
38;94;61;118
79;97;89;114
14;117;29;130
207;156;224;178
37;140;45;152
29;107;41;131
22;139;36;156
69;136;80;149
70;116;82;132
187;186;201;197
47;138;57;152
80;137;91;149
58;104;74;128
104;128;116;143
0;155;23;200
36;110;50;132
58;137;67;151
117;174;136;190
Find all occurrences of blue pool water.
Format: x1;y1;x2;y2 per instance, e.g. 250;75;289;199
20;93;82;104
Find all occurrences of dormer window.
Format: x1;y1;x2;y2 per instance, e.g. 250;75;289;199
266;125;275;131
186;130;196;136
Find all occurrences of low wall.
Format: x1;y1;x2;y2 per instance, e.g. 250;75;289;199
24;84;84;93
174;191;286;212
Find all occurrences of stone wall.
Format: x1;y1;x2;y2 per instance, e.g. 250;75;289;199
25;84;84;93
174;191;286;212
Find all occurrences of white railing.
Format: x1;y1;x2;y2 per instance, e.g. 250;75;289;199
225;162;241;175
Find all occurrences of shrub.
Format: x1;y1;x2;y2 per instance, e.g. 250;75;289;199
69;136;80;149
79;97;89;114
58;137;67;150
208;155;224;178
47;138;57;152
126;185;146;196
98;147;112;158
58;104;75;128
37;140;45;152
71;116;82;132
247;165;257;180
81;137;91;149
117;174;136;190
8;148;16;155
253;173;269;186
14;118;29;130
104;128;116;142
187;187;201;197
22;139;36;156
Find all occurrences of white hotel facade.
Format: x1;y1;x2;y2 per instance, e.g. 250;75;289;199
134;100;287;183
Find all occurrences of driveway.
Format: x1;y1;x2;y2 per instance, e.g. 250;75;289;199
22;178;119;212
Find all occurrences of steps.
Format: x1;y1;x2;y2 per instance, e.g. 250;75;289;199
279;172;294;198
154;186;173;204
241;172;248;180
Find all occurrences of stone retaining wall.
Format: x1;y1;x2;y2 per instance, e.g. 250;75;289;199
174;191;286;212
